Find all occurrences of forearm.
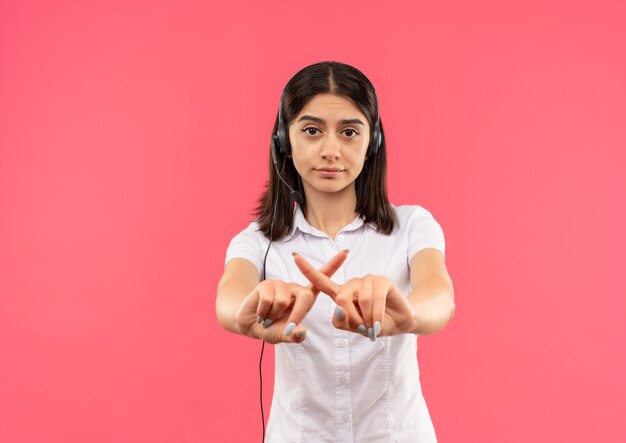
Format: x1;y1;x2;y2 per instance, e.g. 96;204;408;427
216;276;255;335
407;274;455;335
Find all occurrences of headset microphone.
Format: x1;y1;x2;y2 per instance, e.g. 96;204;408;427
271;133;304;206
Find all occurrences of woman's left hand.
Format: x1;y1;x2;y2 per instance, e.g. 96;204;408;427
292;253;419;340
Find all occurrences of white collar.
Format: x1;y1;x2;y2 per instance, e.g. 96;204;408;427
281;204;377;243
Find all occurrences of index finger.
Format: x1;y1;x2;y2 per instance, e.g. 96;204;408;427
284;285;316;327
292;252;341;298
308;249;349;296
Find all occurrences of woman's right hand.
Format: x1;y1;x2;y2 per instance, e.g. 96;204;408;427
234;249;349;344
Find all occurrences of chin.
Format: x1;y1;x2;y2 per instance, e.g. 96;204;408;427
314;182;352;194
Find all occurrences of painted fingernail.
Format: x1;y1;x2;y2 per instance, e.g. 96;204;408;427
334;306;345;320
342;249;350;253
374;321;381;338
358;325;367;334
291;252;299;256
263;318;273;328
256;316;263;324
296;330;307;338
284;322;296;336
368;327;375;342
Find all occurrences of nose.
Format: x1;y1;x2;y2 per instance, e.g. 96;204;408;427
320;133;341;159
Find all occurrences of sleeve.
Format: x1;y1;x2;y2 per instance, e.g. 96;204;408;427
407;205;446;263
224;221;265;277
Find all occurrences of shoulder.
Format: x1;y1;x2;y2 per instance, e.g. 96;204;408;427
390;203;440;229
224;219;270;277
228;220;267;246
390;203;446;261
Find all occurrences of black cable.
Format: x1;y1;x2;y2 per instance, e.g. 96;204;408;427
259;158;284;443
259;340;265;442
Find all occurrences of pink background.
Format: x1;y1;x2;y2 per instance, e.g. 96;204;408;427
1;0;625;441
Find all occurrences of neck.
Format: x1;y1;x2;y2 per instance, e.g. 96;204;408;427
302;183;358;239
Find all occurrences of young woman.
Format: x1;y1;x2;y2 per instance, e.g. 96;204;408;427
216;61;455;443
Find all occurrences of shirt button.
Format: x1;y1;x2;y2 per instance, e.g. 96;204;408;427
342;415;350;423
337;233;345;242
339;377;346;384
336;339;346;347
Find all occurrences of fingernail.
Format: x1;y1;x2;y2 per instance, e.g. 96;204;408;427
263;318;273;328
358;325;367;334
374;321;381;338
342;249;350;253
256;316;263;324
334;306;345;320
368;327;375;342
296;330;307;338
291;251;299;256
284;322;296;336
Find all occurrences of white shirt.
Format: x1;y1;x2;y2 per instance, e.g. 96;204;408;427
224;203;446;443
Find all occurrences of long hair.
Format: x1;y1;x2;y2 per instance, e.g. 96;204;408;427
254;61;395;240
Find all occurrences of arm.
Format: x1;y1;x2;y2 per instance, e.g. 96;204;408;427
407;248;455;335
216;258;260;335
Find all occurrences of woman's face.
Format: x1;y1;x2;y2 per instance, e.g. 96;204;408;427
288;93;370;197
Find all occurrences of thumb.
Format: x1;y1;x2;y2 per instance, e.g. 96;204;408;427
287;326;308;343
256;322;308;344
277;320;308;343
331;305;351;330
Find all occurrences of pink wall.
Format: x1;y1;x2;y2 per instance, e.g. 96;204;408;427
1;0;625;441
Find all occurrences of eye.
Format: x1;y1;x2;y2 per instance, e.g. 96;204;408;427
343;129;359;138
302;127;320;136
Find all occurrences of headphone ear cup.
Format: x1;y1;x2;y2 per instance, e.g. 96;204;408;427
368;121;381;157
277;121;291;155
271;134;280;165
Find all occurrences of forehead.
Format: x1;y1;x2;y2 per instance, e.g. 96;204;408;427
296;93;367;120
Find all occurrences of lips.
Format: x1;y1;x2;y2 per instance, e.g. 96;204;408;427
315;168;344;178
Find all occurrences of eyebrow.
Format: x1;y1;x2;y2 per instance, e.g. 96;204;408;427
297;115;365;126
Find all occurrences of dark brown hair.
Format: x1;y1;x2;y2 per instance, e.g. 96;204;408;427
254;61;395;240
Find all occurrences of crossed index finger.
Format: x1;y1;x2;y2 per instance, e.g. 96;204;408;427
306;249;349;296
293;252;341;299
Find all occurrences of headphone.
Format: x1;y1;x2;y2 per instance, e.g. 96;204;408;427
258;70;382;443
272;77;383;160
